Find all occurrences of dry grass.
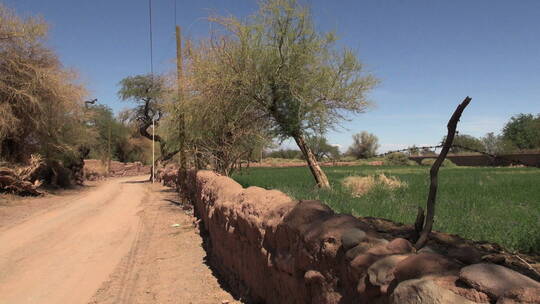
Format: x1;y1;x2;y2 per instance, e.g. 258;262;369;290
342;174;406;197
378;173;407;189
342;175;376;197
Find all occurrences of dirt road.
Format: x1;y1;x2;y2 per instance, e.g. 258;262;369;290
0;176;239;304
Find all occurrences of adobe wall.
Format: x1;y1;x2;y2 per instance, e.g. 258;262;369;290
179;170;540;304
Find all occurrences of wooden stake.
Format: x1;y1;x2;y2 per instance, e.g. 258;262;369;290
414;96;472;249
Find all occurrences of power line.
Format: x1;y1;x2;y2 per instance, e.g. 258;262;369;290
148;0;154;75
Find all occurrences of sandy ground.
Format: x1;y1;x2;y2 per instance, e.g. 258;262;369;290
0;176;240;304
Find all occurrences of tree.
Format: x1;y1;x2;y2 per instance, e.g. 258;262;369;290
84;104;150;164
118;74;179;163
175;39;272;175
502;113;540;151
347;132;379;159
211;0;378;188
481;132;514;155
265;149;302;159
306;135;340;161
0;3;91;169
444;134;484;153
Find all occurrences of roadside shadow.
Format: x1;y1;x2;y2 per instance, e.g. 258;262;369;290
122;180;149;184
163;198;181;206
161;194;250;302
159;188;177;193
198;221;253;304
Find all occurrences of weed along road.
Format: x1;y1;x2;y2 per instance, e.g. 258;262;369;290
0;176;238;304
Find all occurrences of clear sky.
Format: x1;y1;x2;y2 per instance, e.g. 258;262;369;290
5;0;540;152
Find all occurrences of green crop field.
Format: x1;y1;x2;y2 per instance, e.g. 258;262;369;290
232;165;540;253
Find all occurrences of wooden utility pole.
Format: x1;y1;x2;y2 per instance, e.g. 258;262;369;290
176;25;187;172
108;121;112;176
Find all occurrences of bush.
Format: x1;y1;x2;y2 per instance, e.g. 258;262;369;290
340;155;358;162
420;158;457;167
384;152;417;166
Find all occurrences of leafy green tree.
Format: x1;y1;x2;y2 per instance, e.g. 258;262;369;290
502;113;540;150
118;74;179;162
444;134;484;153
211;0;378;188
481;132;515;155
84;104;149;164
347;132;379;159
265;149;302;159
306;135;340;161
178;41;272;175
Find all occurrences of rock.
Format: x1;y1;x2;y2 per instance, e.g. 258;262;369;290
346;244;368;261
481;254;506;264
447;246;483;264
460;263;540;299
346;237;389;260
304;270;325;283
390;278;479;304
357;275;382;299
393;253;461;283
350;254;380;279
386;238;413;254
496;287;540;304
433;275;491;303
418;245;439;254
341;228;367;250
367;254;410;286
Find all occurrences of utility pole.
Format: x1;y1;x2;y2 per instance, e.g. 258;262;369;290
152;118;155;183
176;25;187;172
108;121;111;176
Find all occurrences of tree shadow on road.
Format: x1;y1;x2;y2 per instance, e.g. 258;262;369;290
121;180;148;184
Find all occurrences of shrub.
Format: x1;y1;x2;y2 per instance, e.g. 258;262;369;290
420;158;457;167
384;152;417;166
347;132;379;159
340;155;358;162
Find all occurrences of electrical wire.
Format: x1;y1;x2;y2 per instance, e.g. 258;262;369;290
149;0;154;75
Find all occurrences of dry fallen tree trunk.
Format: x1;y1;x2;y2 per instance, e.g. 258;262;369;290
0;154;44;196
414;97;472;250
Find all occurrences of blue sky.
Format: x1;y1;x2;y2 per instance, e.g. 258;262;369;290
5;0;540;152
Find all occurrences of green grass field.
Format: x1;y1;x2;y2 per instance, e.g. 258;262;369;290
232;165;540;253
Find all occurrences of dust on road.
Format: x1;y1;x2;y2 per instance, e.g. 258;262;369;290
0;176;239;304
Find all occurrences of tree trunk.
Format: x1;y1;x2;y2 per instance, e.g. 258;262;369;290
293;133;331;189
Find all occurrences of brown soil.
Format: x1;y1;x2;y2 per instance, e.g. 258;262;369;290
0;176;240;304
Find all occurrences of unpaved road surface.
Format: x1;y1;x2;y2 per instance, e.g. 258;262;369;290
0;176;239;304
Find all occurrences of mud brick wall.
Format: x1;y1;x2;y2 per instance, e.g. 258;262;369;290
179;170;540;304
